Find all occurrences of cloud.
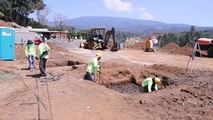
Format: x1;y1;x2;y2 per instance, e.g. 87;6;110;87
139;7;154;20
104;0;132;12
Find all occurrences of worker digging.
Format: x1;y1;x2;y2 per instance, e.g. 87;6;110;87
85;52;102;82
141;77;161;93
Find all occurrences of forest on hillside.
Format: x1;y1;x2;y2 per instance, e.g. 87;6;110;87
0;0;46;27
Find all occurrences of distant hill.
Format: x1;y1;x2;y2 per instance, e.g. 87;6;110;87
69;16;213;34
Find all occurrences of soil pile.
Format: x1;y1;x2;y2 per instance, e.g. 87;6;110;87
160;43;192;56
0;20;12;27
126;42;193;56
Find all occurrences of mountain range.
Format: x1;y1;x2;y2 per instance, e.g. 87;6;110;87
69;16;213;34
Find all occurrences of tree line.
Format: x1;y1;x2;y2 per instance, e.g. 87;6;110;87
0;0;76;35
157;26;213;47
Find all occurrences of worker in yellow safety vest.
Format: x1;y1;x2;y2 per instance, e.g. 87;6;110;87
86;52;102;82
36;37;50;78
141;77;161;93
25;39;36;70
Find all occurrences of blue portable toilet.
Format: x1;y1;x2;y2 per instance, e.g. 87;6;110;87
0;27;15;60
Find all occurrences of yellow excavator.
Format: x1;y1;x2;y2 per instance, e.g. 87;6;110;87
145;37;158;52
80;27;118;51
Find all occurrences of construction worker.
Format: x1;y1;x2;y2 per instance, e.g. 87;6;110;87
34;37;42;45
36;37;50;78
86;52;102;82
141;77;161;93
25;39;36;70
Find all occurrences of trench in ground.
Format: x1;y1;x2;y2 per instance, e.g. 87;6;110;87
101;65;177;94
47;59;175;95
47;59;84;67
107;83;142;94
105;76;172;94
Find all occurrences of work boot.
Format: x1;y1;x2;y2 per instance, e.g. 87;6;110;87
39;73;47;79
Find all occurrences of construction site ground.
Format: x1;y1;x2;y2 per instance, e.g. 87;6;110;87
0;39;213;120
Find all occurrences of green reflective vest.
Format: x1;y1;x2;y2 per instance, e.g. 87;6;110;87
37;43;50;59
141;77;158;92
25;44;36;56
86;57;100;73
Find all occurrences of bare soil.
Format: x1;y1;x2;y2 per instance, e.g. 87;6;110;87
0;40;213;120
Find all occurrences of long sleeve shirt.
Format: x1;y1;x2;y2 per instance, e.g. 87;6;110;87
141;77;158;92
86;57;100;74
25;44;36;56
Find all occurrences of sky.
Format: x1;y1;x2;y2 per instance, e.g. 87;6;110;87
41;0;213;27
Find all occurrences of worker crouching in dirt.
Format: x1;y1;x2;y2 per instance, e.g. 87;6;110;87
85;52;102;82
25;39;36;70
141;77;161;93
36;37;50;78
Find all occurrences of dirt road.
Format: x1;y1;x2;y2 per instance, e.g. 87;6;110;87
0;40;212;120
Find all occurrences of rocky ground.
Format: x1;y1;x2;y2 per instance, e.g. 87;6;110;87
0;39;212;120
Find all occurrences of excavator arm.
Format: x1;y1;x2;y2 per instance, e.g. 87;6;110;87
103;27;118;51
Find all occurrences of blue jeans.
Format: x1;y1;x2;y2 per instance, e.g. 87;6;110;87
28;55;35;70
86;72;95;82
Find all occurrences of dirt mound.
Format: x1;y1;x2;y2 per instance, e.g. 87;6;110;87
0;20;12;27
125;42;193;56
98;62;142;86
160;43;192;56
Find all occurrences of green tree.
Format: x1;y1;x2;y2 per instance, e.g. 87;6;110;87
78;30;90;39
157;28;213;48
35;4;50;25
0;0;45;26
178;36;187;47
0;0;12;21
0;12;4;18
190;26;196;38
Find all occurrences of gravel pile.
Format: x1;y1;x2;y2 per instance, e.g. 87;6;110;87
48;39;86;49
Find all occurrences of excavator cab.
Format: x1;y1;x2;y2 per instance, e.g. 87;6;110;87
91;28;105;39
83;27;118;51
85;28;106;49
